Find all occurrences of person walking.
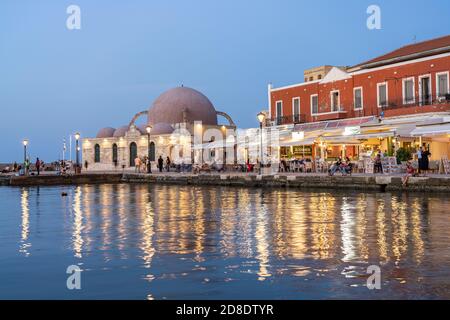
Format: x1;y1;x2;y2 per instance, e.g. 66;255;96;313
135;156;141;173
158;156;164;173
25;158;30;176
417;146;423;174
35;157;41;176
166;156;171;172
420;145;431;175
13;162;18;172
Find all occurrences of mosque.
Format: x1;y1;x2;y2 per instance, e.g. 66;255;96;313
82;87;238;171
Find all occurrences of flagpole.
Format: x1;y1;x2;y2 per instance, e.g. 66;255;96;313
69;135;72;162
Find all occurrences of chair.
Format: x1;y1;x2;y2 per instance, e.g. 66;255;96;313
305;162;312;173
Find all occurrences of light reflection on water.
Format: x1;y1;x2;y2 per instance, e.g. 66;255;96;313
1;184;450;299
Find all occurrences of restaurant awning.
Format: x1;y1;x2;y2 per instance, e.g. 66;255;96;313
411;123;450;136
293;116;376;132
279;138;316;147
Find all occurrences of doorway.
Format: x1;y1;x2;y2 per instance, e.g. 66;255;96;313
129;142;137;167
420;76;431;105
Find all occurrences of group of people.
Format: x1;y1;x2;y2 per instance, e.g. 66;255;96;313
417;146;431;173
328;157;353;176
10;158;45;176
133;155;173;173
279;157;312;172
402;145;432;186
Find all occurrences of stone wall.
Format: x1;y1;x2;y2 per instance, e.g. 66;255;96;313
122;173;450;193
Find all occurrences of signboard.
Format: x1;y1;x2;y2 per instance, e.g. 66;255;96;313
292;131;305;140
293;146;312;156
343;126;361;136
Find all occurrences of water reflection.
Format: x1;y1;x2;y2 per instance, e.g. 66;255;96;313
19;188;31;256
12;184;450;299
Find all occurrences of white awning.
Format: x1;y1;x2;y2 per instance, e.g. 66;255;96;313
411;123;450;136
279;138;316;147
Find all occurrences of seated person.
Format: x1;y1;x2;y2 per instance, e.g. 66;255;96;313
329;157;344;176
402;161;416;186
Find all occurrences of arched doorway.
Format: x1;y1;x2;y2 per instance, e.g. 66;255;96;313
112;144;118;166
149;142;156;161
129;142;137;167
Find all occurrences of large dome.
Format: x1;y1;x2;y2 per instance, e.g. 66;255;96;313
148;87;218;126
96;127;116;138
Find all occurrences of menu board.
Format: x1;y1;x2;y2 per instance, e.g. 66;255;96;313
442;156;450;174
364;158;374;174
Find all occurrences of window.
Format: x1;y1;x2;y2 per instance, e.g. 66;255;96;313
112;143;118;164
292;97;300;122
354;87;363;110
149;142;156;161
94;144;101;163
330;91;340;112
275;101;283;125
377;82;388;108
309;77;313;82
437;72;449;98
403;77;415;104
311;94;319;115
318;75;322;80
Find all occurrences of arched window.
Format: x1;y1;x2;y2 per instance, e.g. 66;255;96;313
129;142;137;167
149;142;155;161
94;144;101;163
112;144;118;165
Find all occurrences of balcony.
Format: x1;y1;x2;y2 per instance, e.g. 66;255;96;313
266;114;306;126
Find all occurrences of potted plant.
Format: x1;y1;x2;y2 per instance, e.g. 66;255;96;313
396;147;412;164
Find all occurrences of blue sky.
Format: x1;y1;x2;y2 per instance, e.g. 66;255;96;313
1;0;449;162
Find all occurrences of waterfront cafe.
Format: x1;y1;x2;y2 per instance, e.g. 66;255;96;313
276;113;450;170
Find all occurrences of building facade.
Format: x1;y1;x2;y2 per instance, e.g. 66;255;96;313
82;87;237;171
266;35;450;162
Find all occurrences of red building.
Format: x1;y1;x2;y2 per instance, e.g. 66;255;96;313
268;35;450;126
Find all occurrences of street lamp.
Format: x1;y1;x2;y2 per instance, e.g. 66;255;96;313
74;132;80;173
257;112;266;175
146;125;152;173
22;139;28;175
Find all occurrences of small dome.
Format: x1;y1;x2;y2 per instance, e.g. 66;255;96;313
137;124;149;135
96;127;116;138
148;87;218;126
149;123;174;135
113;125;129;138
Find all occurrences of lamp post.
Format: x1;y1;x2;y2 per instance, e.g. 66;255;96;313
22;139;28;175
74;132;80;173
146;125;152;174
257;112;266;175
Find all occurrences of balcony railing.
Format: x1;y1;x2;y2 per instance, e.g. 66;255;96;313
380;95;450;110
267;95;450;126
266;114;306;126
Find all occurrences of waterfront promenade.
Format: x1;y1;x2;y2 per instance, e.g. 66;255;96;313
2;171;450;192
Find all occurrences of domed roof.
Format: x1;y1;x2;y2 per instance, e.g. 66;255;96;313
113;125;129;138
96;127;116;138
148;87;218;126
150;123;174;135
